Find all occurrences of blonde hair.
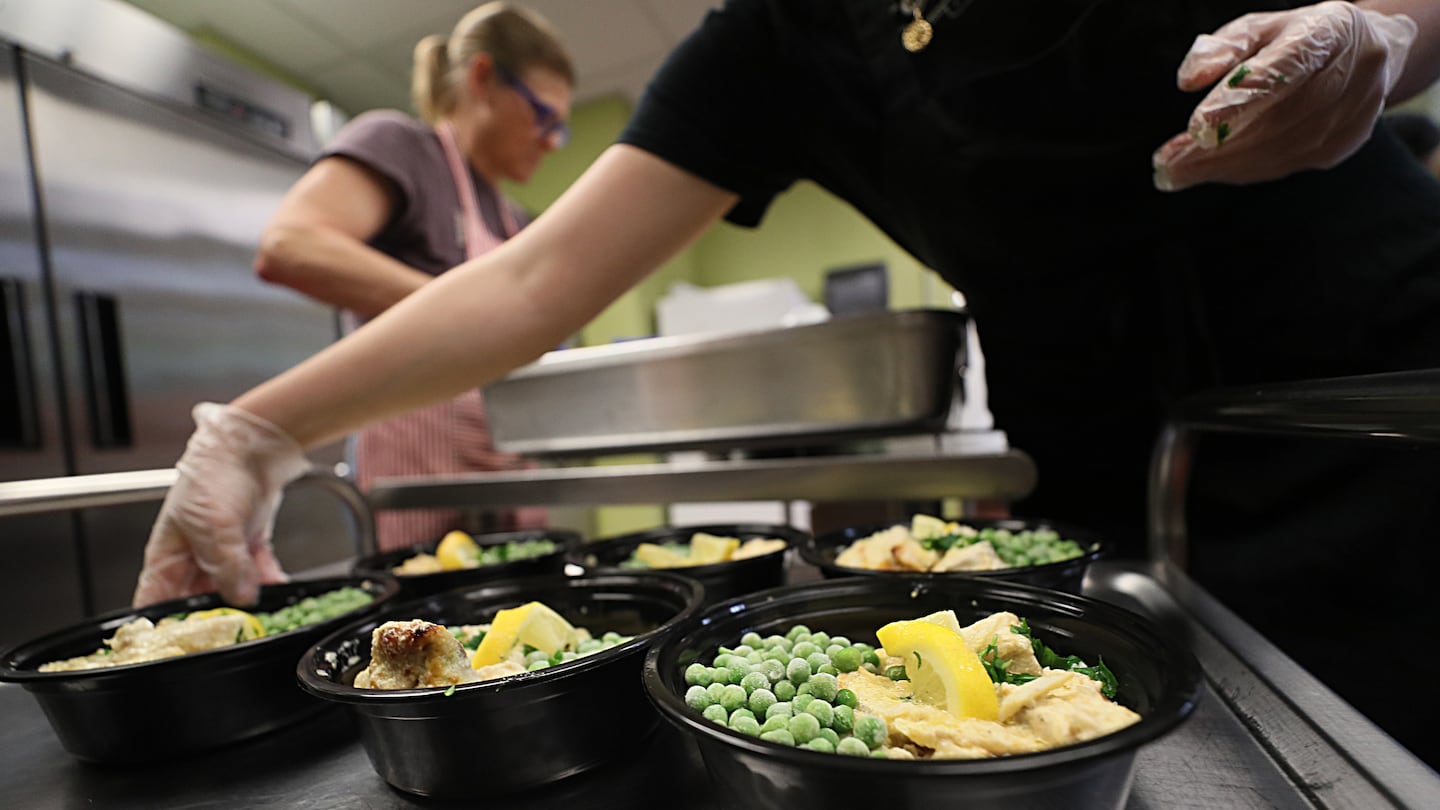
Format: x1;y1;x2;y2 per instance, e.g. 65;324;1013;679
411;2;575;125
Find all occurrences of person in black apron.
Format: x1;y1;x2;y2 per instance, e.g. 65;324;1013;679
137;0;1440;766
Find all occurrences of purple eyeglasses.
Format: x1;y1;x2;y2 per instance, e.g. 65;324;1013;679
497;66;569;148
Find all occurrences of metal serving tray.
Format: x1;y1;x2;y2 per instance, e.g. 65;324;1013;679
482;309;968;457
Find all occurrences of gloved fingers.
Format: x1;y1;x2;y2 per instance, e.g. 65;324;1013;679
133;548;205;607
250;539;290;587
1177;11;1289;91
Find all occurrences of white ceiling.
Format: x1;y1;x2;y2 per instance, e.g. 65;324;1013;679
122;0;721;116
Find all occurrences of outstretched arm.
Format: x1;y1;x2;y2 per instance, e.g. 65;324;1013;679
134;145;738;607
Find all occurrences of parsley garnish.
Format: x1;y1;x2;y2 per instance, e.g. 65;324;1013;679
1008;619;1119;699
1227;64;1251;88
1216;122;1231;146
913;651;923;670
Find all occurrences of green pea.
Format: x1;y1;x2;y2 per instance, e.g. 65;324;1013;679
818;728;840;747
762;648;790;664
526;660;550;671
745;652;764;665
773;680;797;701
862;650;882;668
706;683;727;701
684;663;713;687
685;686;713;711
831;647;862;673
791;641;820;659
870;749;890;759
853;715;888;749
808;672;839;703
757;659;786;684
760;729;796;747
760;715;789;734
765;701;793;721
729;708;756;725
829;636;852;648
741;632;763;648
719;684;748;712
835;689;859;710
762;635;791;652
809;632;831;648
728;664;751;684
785;624;811;642
804;699;834;728
817;664;838;677
836;737;871;756
825;644;846;659
805;652;831;672
731;715;761;736
792;694;815;712
703;704;728;724
740;672;770;695
832;704;855;734
788;712;821;744
796;682;813;696
786;658;811;685
804;737;835;754
732;645;755;657
885;665;908;681
713;654;735;669
748;688;777;716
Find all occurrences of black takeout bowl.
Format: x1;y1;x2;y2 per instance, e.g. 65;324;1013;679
643;576;1201;810
351;528;581;598
801;516;1107;594
297;571;705;799
0;574;399;763
569;523;808;604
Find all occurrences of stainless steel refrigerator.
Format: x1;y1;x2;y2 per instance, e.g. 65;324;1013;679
0;0;349;648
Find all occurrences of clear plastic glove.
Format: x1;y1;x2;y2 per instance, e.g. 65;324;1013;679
1153;1;1417;192
132;403;311;608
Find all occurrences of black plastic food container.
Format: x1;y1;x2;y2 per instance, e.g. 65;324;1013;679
0;575;399;764
801;516;1107;594
297;571;705;799
351;528;581;598
569;523;808;605
644;576;1201;810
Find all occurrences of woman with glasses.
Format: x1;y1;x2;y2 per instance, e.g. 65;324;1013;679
251;2;573;552
139;0;1440;765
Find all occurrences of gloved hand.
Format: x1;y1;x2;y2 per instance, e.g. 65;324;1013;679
132;403;312;608
1153;1;1417;192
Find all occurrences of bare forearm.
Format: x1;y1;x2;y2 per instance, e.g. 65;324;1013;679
1358;0;1440;101
234;145;738;450
254;223;431;318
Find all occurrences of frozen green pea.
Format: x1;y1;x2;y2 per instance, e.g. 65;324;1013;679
719;684;748;712
745;652;764;665
733;645;755;657
796;682;813;696
526;650;551;665
870;749;890;759
862;650;882;668
812;668;840;700
885;665;908;681
729;708;756;725
791;642;820;660
728;664;751;684
713;653;735;669
792;694;815;712
832;704;855;734
804;737;835;754
685;685;713;711
684;663;713;687
526;660;550;671
760;729;796;747
748;688;777;716
602;631;623;643
835;689;858;709
825;644;846;658
836;737;871;756
763;635;791;652
731;715;761;736
788;712;821;744
817;664;838;677
804;699;834;728
740;672;770;695
831;647;862;673
805;652;831;672
703;704;729;724
818;728;840;747
765;701;794;721
760;715;789;734
854;715;888;749
786;658;811;685
829;636;851;648
757;659;786;684
578;639;604;654
707;682;727;701
773;680;797;701
809;632;831;648
741;632;763;648
762;648;790;664
785;624;810;642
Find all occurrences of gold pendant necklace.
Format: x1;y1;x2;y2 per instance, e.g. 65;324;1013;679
901;4;933;52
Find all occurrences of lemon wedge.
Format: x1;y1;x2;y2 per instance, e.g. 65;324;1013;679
634;542;693;568
689;532;741;565
435;530;479;570
471;601;579;668
910;513;952;541
875;618;998;721
189;607;266;641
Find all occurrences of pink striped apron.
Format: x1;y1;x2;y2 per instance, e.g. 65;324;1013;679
355;121;546;551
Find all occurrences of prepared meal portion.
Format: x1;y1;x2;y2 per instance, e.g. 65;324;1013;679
38;587;375;673
834;514;1087;573
392;530;558;575
354;601;634;689
678;610;1137;759
621;532;787;569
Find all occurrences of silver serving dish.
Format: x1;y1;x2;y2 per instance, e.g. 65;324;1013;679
483;310;968;457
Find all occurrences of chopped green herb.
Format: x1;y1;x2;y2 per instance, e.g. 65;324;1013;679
1216;122;1231;146
1011;619;1118;698
1272;72;1288;85
978;634;1039;688
885;665;908;681
443;685;456;697
1227;64;1251;88
913;651;923;670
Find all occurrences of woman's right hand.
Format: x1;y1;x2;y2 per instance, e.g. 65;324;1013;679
132;403;312;608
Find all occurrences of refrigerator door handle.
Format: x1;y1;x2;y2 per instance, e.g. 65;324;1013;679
0;277;42;449
75;291;133;449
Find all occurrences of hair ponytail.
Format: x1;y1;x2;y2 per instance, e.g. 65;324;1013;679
411;34;452;125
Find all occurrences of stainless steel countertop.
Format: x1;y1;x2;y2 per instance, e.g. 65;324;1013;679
4;560;1436;809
